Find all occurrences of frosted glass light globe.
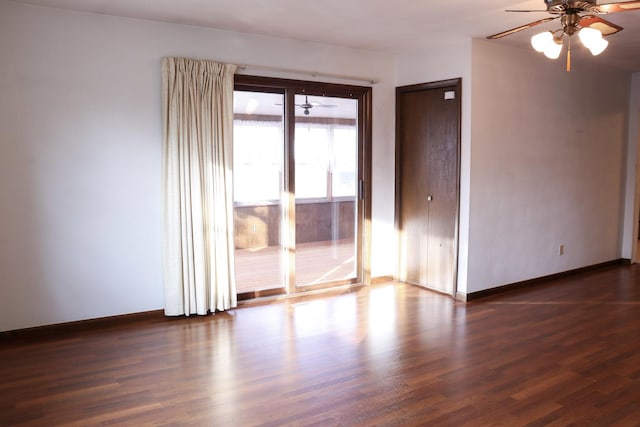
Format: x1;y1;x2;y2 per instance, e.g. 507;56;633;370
579;27;608;55
544;40;563;59
531;31;553;52
589;37;608;56
579;27;601;46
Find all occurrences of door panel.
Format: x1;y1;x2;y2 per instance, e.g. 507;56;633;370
399;90;430;285
425;87;459;293
233;91;286;296
294;94;359;288
397;81;460;296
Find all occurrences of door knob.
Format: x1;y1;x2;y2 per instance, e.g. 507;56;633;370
427;195;433;201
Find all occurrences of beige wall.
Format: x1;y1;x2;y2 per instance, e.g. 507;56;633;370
0;0;396;331
621;72;640;260
467;39;630;293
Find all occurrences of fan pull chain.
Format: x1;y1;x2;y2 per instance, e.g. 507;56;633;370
566;37;571;73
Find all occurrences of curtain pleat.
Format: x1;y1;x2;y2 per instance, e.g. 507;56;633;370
162;57;237;316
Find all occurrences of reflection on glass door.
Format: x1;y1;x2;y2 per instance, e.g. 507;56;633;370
294;94;359;288
233;90;285;296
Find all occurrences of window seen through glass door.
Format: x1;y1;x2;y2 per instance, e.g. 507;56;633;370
294;94;358;287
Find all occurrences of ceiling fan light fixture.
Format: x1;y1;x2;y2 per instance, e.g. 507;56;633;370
579;27;608;55
531;31;563;59
245;98;259;115
543;38;563;59
487;0;640;70
588;37;609;55
531;31;554;52
579;27;601;45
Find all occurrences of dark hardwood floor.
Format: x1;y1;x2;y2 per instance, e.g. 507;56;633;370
2;263;640;426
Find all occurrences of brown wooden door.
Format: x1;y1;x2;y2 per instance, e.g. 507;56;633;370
396;80;460;296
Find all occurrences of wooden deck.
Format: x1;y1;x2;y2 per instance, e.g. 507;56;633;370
234;239;356;293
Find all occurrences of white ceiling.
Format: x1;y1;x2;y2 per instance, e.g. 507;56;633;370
11;0;640;71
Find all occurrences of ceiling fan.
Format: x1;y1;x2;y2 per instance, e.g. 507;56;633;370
487;0;640;70
296;95;338;115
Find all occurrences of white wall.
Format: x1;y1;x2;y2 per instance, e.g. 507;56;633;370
2;0;632;331
0;0;396;331
467;39;630;293
395;40;472;294
621;72;640;260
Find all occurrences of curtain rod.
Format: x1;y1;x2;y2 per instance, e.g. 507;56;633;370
236;64;377;85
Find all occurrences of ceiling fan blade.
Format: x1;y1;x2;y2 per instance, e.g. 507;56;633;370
596;0;640;13
580;15;624;35
487;17;558;39
504;9;549;12
315;104;338;108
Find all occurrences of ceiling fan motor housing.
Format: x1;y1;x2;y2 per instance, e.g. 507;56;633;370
544;0;599;13
561;13;582;34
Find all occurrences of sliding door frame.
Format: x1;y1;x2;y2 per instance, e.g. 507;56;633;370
234;75;372;297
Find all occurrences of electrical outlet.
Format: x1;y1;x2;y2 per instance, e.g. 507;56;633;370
559;245;564;255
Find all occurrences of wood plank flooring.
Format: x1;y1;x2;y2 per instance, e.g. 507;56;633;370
2;263;640;425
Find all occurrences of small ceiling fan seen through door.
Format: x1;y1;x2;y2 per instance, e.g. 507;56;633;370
296;95;338;115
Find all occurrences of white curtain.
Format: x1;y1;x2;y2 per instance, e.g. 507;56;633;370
162;57;237;316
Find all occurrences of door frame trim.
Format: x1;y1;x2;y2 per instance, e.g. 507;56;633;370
395;78;462;297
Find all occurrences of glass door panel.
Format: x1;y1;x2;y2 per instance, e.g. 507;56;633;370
233;90;285;296
294;94;359;288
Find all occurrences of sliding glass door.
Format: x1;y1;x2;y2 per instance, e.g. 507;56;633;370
233;77;371;299
233;90;285;298
294;94;358;289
